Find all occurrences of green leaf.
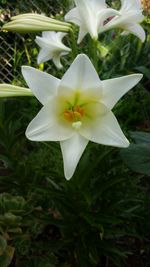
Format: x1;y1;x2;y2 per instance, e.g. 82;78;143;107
0;236;7;256
135;66;150;80
0;246;14;267
0;193;26;212
120;143;150;176
130;131;150;144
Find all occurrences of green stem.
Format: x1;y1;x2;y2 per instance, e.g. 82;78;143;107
92;38;99;71
69;28;78;60
135;39;143;62
24;42;31;65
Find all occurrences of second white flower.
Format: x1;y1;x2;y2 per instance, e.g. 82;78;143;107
35;31;71;68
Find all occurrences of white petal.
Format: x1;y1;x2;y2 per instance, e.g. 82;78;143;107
35;36;52;49
37;48;52;64
101;4;144;34
80;111;129;148
42;31;55;39
101;74;143;109
58;54;102;96
53;55;63;69
36;36;63;51
26;100;74;141
77;27;87;44
98;9;120;28
122;23;146;42
61;51;70;56
65;8;87;44
60;134;88;180
103;12;143;31
121;0;142;11
75;0;98;39
121;13;144;24
57;32;67;41
92;0;106;10
65;8;81;26
22;66;60;105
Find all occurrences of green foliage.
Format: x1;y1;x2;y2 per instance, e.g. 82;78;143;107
0;239;14;267
121;131;150;176
0;103;150;266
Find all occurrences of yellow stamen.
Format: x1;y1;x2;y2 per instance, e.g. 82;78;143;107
64;105;85;122
142;0;150;10
64;110;74;122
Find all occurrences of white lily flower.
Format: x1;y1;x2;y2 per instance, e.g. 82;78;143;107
65;0;118;43
35;31;71;68
22;54;142;180
100;0;145;42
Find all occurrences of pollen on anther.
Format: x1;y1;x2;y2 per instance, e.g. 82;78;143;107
64;110;74;122
64;105;85;122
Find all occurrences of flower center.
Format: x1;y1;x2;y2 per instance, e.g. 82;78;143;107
64;105;85;122
57;89;102;130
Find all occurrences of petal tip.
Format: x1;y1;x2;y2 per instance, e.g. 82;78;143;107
25;129;31;141
121;138;130;148
64;173;73;181
138;73;143;79
21;65;32;73
63;161;75;181
25;124;34;141
75;53;91;62
134;73;143;82
21;66;30;76
124;141;130;148
21;65;27;71
37;57;42;65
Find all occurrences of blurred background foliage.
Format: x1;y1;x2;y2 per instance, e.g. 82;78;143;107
0;0;150;266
